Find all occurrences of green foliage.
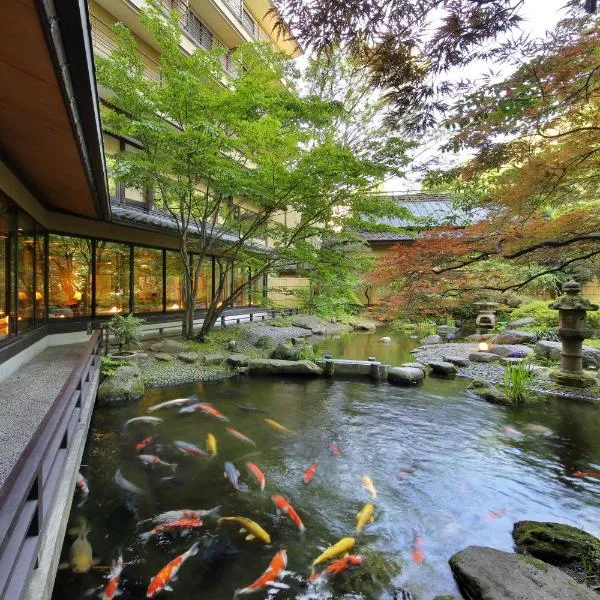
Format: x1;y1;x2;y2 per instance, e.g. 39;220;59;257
101;355;133;378
509;301;558;329
444;316;456;327
418;319;437;336
503;361;536;404
108;313;145;351
296;345;316;362
389;319;417;332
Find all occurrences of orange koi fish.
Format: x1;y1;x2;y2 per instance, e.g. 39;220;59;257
307;555;363;584
227;427;256;447
181;402;229;421
139;518;203;542
330;442;342;457
411;532;425;564
235;549;288;595
101;554;123;600
485;508;507;523
272;495;305;532
246;462;265;491
303;461;319;484
146;541;199;597
572;471;600;479
135;436;153;453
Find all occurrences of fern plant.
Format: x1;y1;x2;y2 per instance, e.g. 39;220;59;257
503;361;536;404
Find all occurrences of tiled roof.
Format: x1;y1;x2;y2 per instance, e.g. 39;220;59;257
359;231;413;241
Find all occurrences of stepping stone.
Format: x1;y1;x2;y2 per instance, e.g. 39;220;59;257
178;352;199;363
427;361;458;376
469;352;499;363
203;354;225;365
442;354;470;367
227;354;249;367
388;367;425;385
401;362;428;372
154;353;173;362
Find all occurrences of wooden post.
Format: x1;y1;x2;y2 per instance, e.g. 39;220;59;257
324;359;334;377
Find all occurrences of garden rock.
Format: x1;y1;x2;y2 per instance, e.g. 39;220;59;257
98;364;144;405
380;336;392;343
227;340;237;351
536;340;600;368
449;546;597;600
490;344;534;358
432;596;458;600
442;354;470;367
177;352;199;363
401;362;428;372
248;358;323;377
255;335;277;348
468;379;510;405
388;367;425;385
464;333;496;342
270;343;300;361
154;353;174;362
507;316;537;328
492;329;537;345
469;351;499;363
420;334;442;345
353;322;376;332
149;339;188;353
427;361;457;376
203;354;225;365
292;316;321;330
227;353;250;367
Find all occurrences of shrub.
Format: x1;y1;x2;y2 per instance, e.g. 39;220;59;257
389;320;416;332
297;345;316;362
108;313;145;352
503;361;536;404
508;301;558;329
101;355;133;377
418;319;437;336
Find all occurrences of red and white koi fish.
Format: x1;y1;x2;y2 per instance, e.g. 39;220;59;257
246;462;265;491
146;541;199;598
485;508;507;523
100;554;123;600
411;532;425;564
330;442;342;457
75;472;89;505
572;470;600;479
152;506;221;524
235;549;288;596
303;461;318;484
396;466;415;480
227;427;256;447
307;555;363;584
138;454;177;472
272;495;305;532
135;436;153;454
147;398;191;412
174;440;209;458
180;402;229;421
139;518;203;542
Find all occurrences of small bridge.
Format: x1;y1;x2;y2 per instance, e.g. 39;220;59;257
315;358;389;380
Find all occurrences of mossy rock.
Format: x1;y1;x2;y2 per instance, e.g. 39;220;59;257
98;364;144;405
255;335;277;348
468;379;511;405
331;550;401;597
513;521;600;570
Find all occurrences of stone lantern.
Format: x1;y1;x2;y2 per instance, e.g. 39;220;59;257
549;280;599;388
474;301;499;329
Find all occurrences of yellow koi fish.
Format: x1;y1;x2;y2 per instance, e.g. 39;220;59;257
218;516;271;544
356;503;375;534
312;537;355;568
206;433;217;458
362;475;377;499
68;519;94;573
264;418;294;434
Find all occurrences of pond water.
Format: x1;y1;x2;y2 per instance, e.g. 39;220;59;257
53;328;600;599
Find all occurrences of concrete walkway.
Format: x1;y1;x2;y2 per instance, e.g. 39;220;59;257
0;343;87;489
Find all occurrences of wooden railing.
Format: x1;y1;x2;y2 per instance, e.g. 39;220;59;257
0;331;102;600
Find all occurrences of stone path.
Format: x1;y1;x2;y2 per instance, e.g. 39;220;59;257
0;343;86;489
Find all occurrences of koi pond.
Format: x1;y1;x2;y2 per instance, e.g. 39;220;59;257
53;328;600;599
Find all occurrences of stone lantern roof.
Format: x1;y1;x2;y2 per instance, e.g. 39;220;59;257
549;281;599;312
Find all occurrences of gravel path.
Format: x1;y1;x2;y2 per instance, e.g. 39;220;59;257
239;323;313;345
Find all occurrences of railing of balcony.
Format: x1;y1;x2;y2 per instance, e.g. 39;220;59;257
222;0;259;38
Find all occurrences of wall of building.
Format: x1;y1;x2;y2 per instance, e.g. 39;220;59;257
583;278;600;303
267;275;310;308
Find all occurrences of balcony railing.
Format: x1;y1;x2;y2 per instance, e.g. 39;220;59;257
222;0;259;38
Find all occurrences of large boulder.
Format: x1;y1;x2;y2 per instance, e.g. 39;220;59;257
464;333;496;342
468;379;510;405
513;521;600;572
469;351;499;363
177;352;199;363
449;546;597;600
255;335;277;349
149;339;188;353
270;343;300;361
490;344;534;358
388;367;425;386
247;359;323;377
507;316;537;328
536;340;600;368
427;361;458;376
492;330;537;345
420;334;442;346
292;315;321;330
227;353;250;367
98;364;144;405
353;322;377;332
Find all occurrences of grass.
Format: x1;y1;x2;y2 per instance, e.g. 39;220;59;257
503;361;537;404
585;338;600;348
418;319;437;336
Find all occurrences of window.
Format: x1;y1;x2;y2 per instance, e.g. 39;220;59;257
48;235;92;319
232;265;249;307
166;251;185;311
216;260;232;306
35;227;46;322
134;247;163;313
185;10;212;49
95;241;130;315
195;258;212;309
17;212;35;332
0;198;11;339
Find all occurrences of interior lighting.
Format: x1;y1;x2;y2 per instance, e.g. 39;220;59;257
170;303;180;310
478;342;490;352
109;306;121;314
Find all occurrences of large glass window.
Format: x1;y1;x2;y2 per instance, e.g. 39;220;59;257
0;198;11;339
216;260;232;307
195;258;212;309
166;251;185;311
134;247;163;313
35;228;46;322
95;241;130;315
17;212;34;332
49;235;92;318
232;265;249;307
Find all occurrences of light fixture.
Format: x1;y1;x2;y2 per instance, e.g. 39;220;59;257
170;303;180;310
478;342;490;352
109;306;121;313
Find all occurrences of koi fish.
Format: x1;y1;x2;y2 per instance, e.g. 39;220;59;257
100;553;123;600
227;427;256;446
303;461;319;484
146;541;199;598
572;471;600;479
225;461;249;493
123;416;162;430
502;426;523;438
411;532;425;564
139;518;203;542
114;469;143;495
523;424;553;435
174;440;209;458
272;495;305;532
312;537;355;568
218;516;271;544
75;472;89;506
362;475;377;499
206;433;217;458
246;462;265;491
138;454;177;472
264;418;294;433
396;466;415;480
195;402;229;421
330;442;342;456
152;506;221;524
356;503;375;534
69;519;95;574
147;398;191;412
485;508;507;522
307;555;363;584
135;436;153;453
235;549;289;596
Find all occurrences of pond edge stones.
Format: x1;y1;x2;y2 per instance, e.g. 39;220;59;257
98;364;144;405
427;360;458;377
388;366;425;385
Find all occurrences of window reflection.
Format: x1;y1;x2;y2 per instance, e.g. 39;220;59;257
35;229;46;322
49;235;92;318
166;251;185;311
0;199;11;338
134;247;163;313
195;259;212;309
17;213;34;331
96;241;130;315
232;265;248;307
